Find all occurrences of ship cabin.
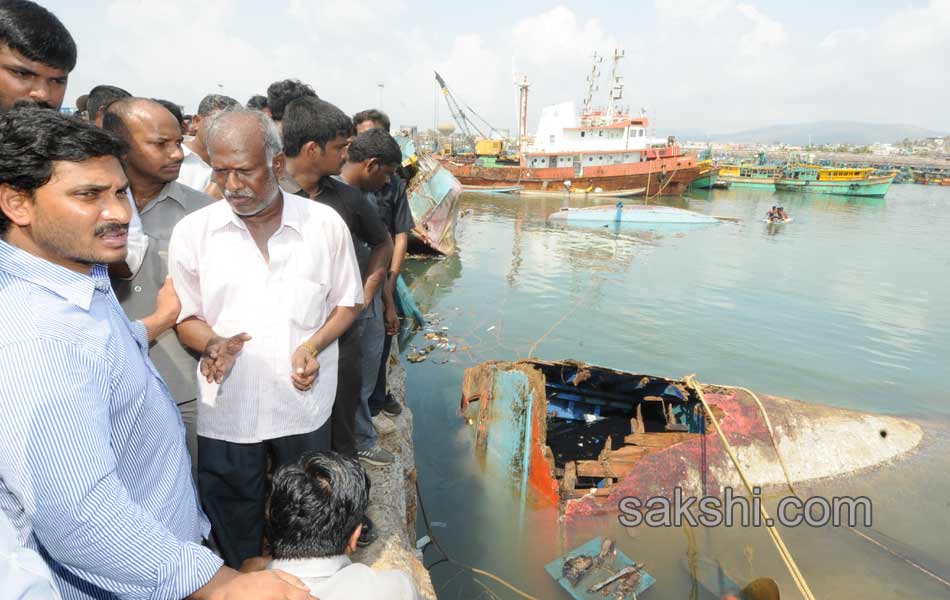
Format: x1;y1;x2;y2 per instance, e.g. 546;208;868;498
719;164;781;179
523;101;684;171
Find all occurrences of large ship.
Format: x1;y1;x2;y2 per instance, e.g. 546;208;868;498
436;51;702;197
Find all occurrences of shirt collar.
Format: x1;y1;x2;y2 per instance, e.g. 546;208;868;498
132;181;189;215
208;189;303;234
0;239;109;311
269;555;351;579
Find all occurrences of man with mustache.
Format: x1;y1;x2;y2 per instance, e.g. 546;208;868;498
0;107;315;600
0;0;74;112
168;109;364;568
104;97;215;478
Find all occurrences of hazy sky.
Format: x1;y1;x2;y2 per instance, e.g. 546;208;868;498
47;0;950;135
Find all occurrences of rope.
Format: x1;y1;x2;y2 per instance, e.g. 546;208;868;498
682;375;817;600
415;478;540;600
710;382;950;591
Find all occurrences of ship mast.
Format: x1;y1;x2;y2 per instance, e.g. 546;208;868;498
605;48;625;123
581;51;602;119
516;74;530;165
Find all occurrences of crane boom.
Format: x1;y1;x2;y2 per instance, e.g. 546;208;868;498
434;71;485;148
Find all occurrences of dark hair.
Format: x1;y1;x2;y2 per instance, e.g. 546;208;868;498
152;98;184;128
0;0;76;72
352;109;390;133
0;106;127;233
197;93;239;117
266;452;369;560
87;85;131;120
246;94;268;111
347;128;401;166
282;97;354;157
266;79;317;121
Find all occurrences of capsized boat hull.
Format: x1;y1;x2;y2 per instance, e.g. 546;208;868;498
549;204;718;224
460;360;923;521
774;174;895;197
406;154;462;255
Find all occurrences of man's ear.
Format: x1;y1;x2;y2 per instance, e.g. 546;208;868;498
272;152;286;179
305;140;322;160
365;158;381;173
0;185;34;229
346;523;363;555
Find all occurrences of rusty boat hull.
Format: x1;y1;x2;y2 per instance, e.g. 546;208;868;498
460;359;923;521
439;154;702;197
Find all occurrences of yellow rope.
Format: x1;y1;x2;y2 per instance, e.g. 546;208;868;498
683;375;817;600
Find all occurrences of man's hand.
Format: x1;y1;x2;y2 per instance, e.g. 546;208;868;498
290;344;320;391
384;302;400;336
156;276;181;324
206;570;315;600
200;333;252;384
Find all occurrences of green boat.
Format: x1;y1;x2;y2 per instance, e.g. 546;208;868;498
775;165;895;197
688;160;720;189
717;164;781;189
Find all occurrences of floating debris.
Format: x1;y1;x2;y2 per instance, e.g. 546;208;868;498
486;325;496;332
561;554;594;587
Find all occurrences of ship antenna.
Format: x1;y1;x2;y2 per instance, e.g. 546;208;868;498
605;48;625;123
581;51;602;119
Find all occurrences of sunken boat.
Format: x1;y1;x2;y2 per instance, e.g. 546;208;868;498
397;136;462;256
460;359;922;521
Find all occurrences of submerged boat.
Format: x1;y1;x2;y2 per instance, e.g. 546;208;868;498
460;359;922;520
398;136;462;255
461;184;522;194
437;51;703;197
549;203;718;224
774;165;895;197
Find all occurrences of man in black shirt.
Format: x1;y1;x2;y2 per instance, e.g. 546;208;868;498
279;96;394;469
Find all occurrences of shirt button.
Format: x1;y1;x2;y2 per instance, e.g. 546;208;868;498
134;285;143;293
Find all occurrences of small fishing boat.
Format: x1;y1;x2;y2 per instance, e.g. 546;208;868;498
460;359;922;521
549;203;718;224
717;164;781;189
689;160;720;190
711;179;731;189
774;165;895;197
763;217;793;224
462;184;523;194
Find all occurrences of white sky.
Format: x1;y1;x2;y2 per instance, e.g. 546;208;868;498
46;0;950;135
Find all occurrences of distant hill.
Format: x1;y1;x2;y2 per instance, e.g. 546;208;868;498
670;121;946;145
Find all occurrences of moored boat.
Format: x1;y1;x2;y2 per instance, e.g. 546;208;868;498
717;164;781;189
688;160;720;190
461;184;523;194
775;165;895;197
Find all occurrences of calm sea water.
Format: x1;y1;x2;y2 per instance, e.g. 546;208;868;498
402;184;950;599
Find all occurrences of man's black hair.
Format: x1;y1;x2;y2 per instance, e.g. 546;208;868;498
347;128;401;166
352;109;390;133
282;97;354;157
246;94;268;111
0;0;77;72
196;93;239;117
0;106;127;234
266;79;317;121
266;452;369;560
86;85;131;121
152;98;184;128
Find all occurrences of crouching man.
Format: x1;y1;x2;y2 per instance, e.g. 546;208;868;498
267;452;422;599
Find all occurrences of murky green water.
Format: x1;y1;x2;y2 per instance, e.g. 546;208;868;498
403;184;950;599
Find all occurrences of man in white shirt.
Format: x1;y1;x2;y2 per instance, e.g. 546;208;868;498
178;93;240;197
168;109;363;569
266;452;421;600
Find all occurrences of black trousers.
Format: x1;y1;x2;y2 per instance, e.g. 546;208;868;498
330;325;362;457
368;333;394;414
197;422;331;568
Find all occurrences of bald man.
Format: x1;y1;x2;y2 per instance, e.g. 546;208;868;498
103;98;216;477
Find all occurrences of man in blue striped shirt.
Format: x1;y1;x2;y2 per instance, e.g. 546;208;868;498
0;107;313;599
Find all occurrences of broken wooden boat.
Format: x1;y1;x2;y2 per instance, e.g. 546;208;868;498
397;136;462;256
460;360;922;520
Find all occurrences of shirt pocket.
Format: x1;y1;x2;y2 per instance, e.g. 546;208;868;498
289;279;329;330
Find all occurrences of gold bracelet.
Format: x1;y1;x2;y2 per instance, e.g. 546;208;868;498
301;341;319;358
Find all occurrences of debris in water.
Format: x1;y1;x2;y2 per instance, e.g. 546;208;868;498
407;352;428;363
594;538;616;568
561;554;594;587
487;325;496;332
587;564;644;593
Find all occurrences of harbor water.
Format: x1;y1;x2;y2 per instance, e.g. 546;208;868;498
403;184;950;599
